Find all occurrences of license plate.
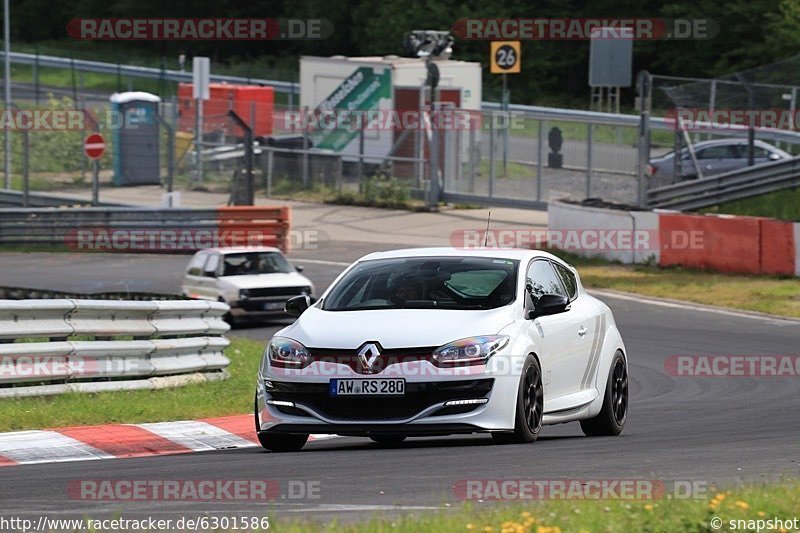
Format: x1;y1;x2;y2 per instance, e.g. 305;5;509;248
329;378;405;396
262;302;284;310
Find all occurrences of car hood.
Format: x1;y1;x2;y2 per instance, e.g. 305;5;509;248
278;305;517;349
218;272;312;290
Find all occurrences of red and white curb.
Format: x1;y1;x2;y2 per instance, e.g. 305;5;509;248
0;415;334;467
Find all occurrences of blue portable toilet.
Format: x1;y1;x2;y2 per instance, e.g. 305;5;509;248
110;92;161;186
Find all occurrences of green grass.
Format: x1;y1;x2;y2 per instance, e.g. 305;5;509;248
550;250;800;318
268;480;800;532
0;337;263;432
699;187;800;221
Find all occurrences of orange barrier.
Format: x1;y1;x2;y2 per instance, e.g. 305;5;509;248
759;219;796;276
659;213;796;275
659;213;761;274
216;206;292;252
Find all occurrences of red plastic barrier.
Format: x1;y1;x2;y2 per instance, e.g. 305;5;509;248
759;219;796;276
659;213;797;275
216;206;291;252
659;213;761;274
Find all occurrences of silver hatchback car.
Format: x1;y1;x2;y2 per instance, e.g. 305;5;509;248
648;138;791;184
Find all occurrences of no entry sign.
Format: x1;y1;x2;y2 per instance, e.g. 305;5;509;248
84;133;106;160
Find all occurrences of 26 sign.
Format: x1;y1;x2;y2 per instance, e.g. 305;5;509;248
490;41;521;74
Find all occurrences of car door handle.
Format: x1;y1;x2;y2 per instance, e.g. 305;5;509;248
577;326;587;338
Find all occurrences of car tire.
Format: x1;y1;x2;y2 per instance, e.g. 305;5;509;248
257;432;308;452
220;298;238;328
369;435;406;446
254;394;308;452
492;355;543;445
580;350;628;437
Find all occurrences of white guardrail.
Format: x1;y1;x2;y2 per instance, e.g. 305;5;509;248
0;299;231;398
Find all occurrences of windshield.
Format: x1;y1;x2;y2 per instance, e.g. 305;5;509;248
322;256;519;311
221;252;293;276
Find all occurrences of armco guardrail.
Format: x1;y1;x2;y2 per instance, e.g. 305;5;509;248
1;51;299;95
0;205;291;252
0;286;179;301
481;101;800;145
647;157;800;210
0;299;231;398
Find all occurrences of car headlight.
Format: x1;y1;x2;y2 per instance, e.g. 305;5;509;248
265;336;311;369
239;289;251;300
432;335;509;366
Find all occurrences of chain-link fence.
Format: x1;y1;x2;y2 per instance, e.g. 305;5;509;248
0;52;648;209
645;55;800;189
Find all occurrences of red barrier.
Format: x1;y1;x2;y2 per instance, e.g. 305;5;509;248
216;206;291;252
659;213;796;275
659;213;761;273
759;219;796;276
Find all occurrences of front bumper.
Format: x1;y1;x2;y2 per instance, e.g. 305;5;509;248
255;364;521;435
230;298;292;317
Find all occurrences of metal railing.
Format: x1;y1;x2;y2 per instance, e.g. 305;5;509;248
0;299;230;398
481;101;800;144
0;205;291;251
0;51;299;95
647;156;800;210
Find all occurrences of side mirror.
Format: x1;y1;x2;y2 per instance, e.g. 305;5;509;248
285;294;312;317
768;153;781;160
295;265;305;273
525;293;569;319
203;269;217;278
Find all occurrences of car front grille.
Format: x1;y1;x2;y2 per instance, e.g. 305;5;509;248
247;286;311;298
268;379;494;421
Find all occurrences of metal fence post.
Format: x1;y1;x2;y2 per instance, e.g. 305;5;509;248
227;110;254;205
586;122;593;199
467;116;477;193
157;115;175;195
637;111;650;208
33;51;39;105
427;102;441;209
266;148;273;197
194;98;203;186
22;129;29;207
536;120;544;202
489;112;495;198
302;106;309;187
358;111;365;179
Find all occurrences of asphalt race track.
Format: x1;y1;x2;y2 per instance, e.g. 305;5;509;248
0;249;799;522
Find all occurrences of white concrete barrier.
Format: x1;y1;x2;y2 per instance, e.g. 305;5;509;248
795;223;800;278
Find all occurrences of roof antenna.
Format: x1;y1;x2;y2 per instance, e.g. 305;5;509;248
483;209;492;247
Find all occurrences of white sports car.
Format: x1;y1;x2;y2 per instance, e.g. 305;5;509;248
255;248;628;452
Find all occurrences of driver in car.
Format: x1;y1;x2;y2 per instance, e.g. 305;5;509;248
389;276;422;304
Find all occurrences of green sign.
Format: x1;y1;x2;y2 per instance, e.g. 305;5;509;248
311;67;391;151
